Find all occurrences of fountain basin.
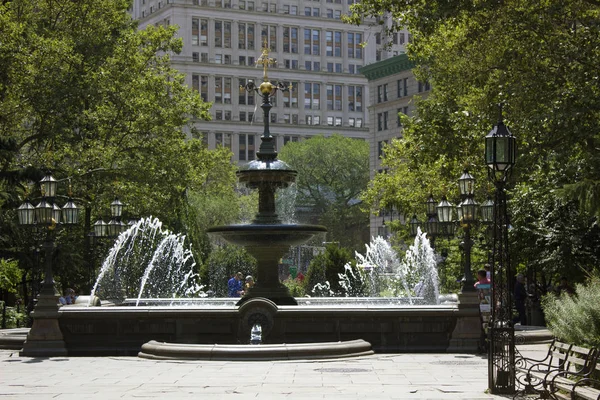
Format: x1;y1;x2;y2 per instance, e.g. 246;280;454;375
57;295;480;356
206;224;327;247
138;339;373;361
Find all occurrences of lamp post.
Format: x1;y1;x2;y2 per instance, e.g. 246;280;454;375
486;108;517;394
455;170;479;292
16;172;80;357
90;198;132;286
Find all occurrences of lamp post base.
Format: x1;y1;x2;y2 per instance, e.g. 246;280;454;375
447;291;481;353
19;286;67;357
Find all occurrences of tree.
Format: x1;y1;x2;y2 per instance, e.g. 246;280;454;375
0;0;237;292
351;0;600;282
278;134;370;250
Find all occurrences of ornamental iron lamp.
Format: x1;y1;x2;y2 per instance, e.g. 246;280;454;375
458;169;476;197
425;194;437;217
94;197;127;238
409;215;420;237
17;201;35;225
436;196;454;224
486;107;517;394
16;171;80;357
480;197;494;223
94;220;108;238
460;195;479;224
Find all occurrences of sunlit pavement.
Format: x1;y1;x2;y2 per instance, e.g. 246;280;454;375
0;338;550;400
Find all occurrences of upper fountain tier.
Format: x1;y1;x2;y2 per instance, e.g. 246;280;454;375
207;45;326;305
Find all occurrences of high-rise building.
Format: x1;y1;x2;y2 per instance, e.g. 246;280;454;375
361;54;431;238
130;0;407;163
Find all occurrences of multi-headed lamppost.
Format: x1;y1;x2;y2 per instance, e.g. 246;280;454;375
16;172;80;357
486;109;517;394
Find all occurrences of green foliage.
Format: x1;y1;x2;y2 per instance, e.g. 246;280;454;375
0;302;27;329
204;245;256;297
542;275;600;348
282;277;306;297
0;0;236;293
278;134;370;251
0;259;21;294
351;0;600;283
304;243;354;296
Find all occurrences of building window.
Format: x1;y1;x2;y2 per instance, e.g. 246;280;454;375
283;27;298;54
327;116;334;126
215;133;232;150
283;82;299;108
356;118;363;127
192;52;199;62
335;117;342;126
304;83;320;109
214;21;231;48
192;74;208;102
239;134;256;161
397;106;408;126
238;23;255;50
284;135;299;144
378;140;388;158
261;25;277;51
270;113;277;123
377;112;389;131
418;80;431;92
347;32;362;59
291;5;297;14
377;84;388;103
334;84;342;110
284;59;299;69
238;78;255;106
304;29;320;55
192;18;200;46
214;77;232;104
347;85;362;112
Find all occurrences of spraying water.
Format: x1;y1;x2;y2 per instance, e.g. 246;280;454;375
90;217;203;305
401;228;440;305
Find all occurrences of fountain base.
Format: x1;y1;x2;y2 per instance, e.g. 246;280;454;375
138;339;373;361
237;284;297;306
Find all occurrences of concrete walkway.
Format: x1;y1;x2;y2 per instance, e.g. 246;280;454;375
0;342;549;400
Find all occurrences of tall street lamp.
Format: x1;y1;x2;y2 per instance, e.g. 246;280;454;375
486;108;517;394
456;170;479;292
16;172;80;357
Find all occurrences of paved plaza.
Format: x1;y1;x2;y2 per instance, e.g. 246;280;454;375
0;343;547;400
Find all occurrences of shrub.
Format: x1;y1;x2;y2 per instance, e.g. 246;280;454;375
542;275;600;347
304;243;353;296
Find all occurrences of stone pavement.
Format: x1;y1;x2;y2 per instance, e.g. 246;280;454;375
0;342;548;400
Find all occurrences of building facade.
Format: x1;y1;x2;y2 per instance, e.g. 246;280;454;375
360;54;431;238
131;0;408;162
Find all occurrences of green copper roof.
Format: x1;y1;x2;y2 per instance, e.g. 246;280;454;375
360;54;415;81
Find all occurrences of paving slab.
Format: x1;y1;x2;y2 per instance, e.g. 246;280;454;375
0;344;553;400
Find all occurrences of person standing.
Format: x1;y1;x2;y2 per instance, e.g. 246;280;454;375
228;272;244;297
513;274;527;326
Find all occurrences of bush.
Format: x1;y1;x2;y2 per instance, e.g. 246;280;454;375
542;275;600;347
283;278;306;297
304;243;354;296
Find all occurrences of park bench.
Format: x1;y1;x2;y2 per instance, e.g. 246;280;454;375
515;339;597;399
548;347;600;400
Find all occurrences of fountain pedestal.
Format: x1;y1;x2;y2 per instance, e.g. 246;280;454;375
207;58;326;307
207;224;326;306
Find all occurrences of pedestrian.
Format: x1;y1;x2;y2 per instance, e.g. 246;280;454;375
513;274;527;326
228;272;244;297
245;275;255;291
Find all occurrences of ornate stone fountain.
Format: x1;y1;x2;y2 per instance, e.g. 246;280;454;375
206;46;327;306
